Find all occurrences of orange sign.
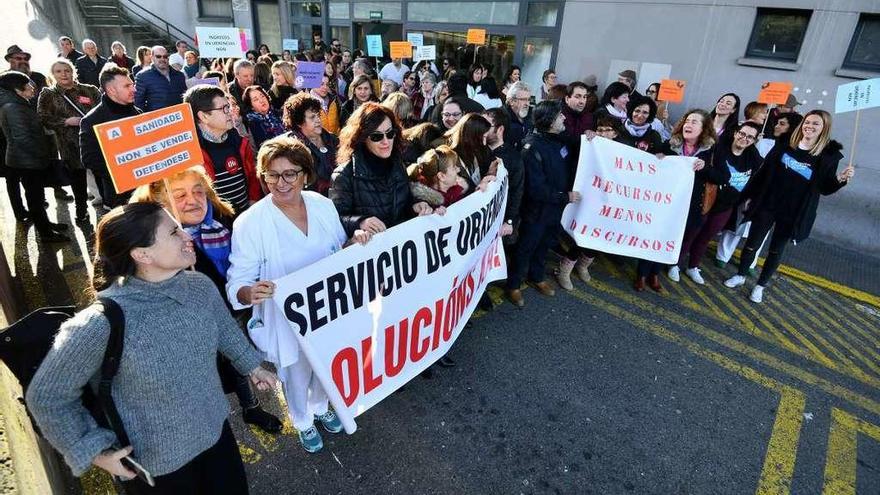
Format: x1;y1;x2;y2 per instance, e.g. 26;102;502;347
466;29;487;45
389;41;413;59
94;103;202;193
757;81;794;105
658;79;686;103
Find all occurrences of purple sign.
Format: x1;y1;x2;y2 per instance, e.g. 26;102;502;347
297;61;325;89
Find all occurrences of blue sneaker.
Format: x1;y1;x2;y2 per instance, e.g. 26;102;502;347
316;410;343;434
297;425;323;453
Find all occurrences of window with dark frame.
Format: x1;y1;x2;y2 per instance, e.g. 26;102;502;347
745;8;812;62
198;0;232;18
842;13;880;72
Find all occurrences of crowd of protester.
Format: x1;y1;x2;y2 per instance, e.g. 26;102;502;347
0;33;856;492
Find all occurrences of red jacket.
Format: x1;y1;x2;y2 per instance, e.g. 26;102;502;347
199;134;263;202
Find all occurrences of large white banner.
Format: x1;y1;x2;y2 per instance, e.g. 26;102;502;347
272;168;509;433
561;137;695;264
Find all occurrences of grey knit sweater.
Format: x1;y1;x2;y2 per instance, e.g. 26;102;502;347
25;271;264;476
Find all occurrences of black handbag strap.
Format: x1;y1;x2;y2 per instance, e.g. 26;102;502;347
93;297;130;447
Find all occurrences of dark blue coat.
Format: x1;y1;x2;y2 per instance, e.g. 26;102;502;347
134;67;187;111
520;131;571;224
74;55;107;87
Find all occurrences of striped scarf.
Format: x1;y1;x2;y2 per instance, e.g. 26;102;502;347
184;202;232;278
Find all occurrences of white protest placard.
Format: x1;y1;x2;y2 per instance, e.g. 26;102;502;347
413;45;436;62
835;78;879;114
407;33;424;47
195;26;245;58
272;166;509;433
560;137;695;264
282;38;299;52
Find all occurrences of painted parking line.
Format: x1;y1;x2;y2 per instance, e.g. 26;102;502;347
822;407;880;494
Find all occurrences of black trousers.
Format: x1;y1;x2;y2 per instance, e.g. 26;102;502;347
92;166;130;207
70;168;88;213
507;218;558;289
737;209;790;286
636;259;662;278
4;167;27;217
122;421;247;495
19;169;52;232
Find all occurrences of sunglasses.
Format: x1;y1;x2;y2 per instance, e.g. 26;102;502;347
368;129;396;142
153;54;169;59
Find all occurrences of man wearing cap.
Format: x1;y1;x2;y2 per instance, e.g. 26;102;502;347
57;36;83;64
75;39;107;87
5;46;47;106
766;93;801;132
617;69;642;99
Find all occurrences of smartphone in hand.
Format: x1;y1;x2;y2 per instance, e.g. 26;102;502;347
121;455;155;487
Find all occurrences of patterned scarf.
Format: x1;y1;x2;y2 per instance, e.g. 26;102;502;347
184;202;232;278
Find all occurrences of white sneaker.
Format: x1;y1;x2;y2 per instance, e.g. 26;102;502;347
724;275;746;288
685;267;705;285
749;285;765;303
668;266;680;282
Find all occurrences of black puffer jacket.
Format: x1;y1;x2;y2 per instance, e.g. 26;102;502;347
330;149;414;236
79;94;142;172
744;140;846;242
0;88;50;170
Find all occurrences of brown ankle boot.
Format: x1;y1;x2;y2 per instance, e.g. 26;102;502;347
633;276;646;292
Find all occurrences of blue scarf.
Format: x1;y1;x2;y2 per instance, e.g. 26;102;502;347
184;202;232;278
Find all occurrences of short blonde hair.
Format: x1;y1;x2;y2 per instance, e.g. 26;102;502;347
49;58;77;79
129;165;235;219
381;92;413;125
271;60;295;87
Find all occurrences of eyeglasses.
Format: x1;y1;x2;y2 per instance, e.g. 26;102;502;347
368;129;397;142
153;54;169;59
263;169;305;184
735;131;757;141
209;104;232;114
596;127;615;133
442;112;462;119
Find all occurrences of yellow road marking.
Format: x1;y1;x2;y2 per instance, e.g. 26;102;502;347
777;280;880;377
564;285;806;494
712;241;880;310
577;281;880;417
764;291;864;377
822;408;880;494
789;278;880;351
238;441;263;464
755;387;806;495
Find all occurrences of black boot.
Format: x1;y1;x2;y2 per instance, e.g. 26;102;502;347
242;405;283;434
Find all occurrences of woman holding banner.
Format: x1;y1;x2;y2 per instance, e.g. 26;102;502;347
656;110;717;290
227;136;371;454
724;110;854;303
330;102;440;238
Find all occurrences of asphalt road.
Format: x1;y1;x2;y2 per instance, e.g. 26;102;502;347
1;189;878;495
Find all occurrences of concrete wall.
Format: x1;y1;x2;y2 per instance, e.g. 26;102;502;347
557;0;880;256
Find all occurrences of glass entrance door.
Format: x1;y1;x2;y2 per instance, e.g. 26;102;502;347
355;22;404;59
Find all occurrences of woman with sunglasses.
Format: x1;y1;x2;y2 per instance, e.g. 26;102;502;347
330;102;440;239
226;136;371;453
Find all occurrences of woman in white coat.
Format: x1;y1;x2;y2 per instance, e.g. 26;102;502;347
226;136;370;453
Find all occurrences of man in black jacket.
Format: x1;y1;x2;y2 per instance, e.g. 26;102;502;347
79;66;142;209
75;39;107;87
483;107;523;240
430;73;483;126
57;36;83;64
502;80;533;150
505;100;580;307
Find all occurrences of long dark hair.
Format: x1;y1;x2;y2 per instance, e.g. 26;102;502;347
92;202;166;293
708;92;741;134
337;102;404;165
445;113;491;173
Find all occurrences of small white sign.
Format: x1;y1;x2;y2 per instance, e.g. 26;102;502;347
413;45;436;62
195;27;245;58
